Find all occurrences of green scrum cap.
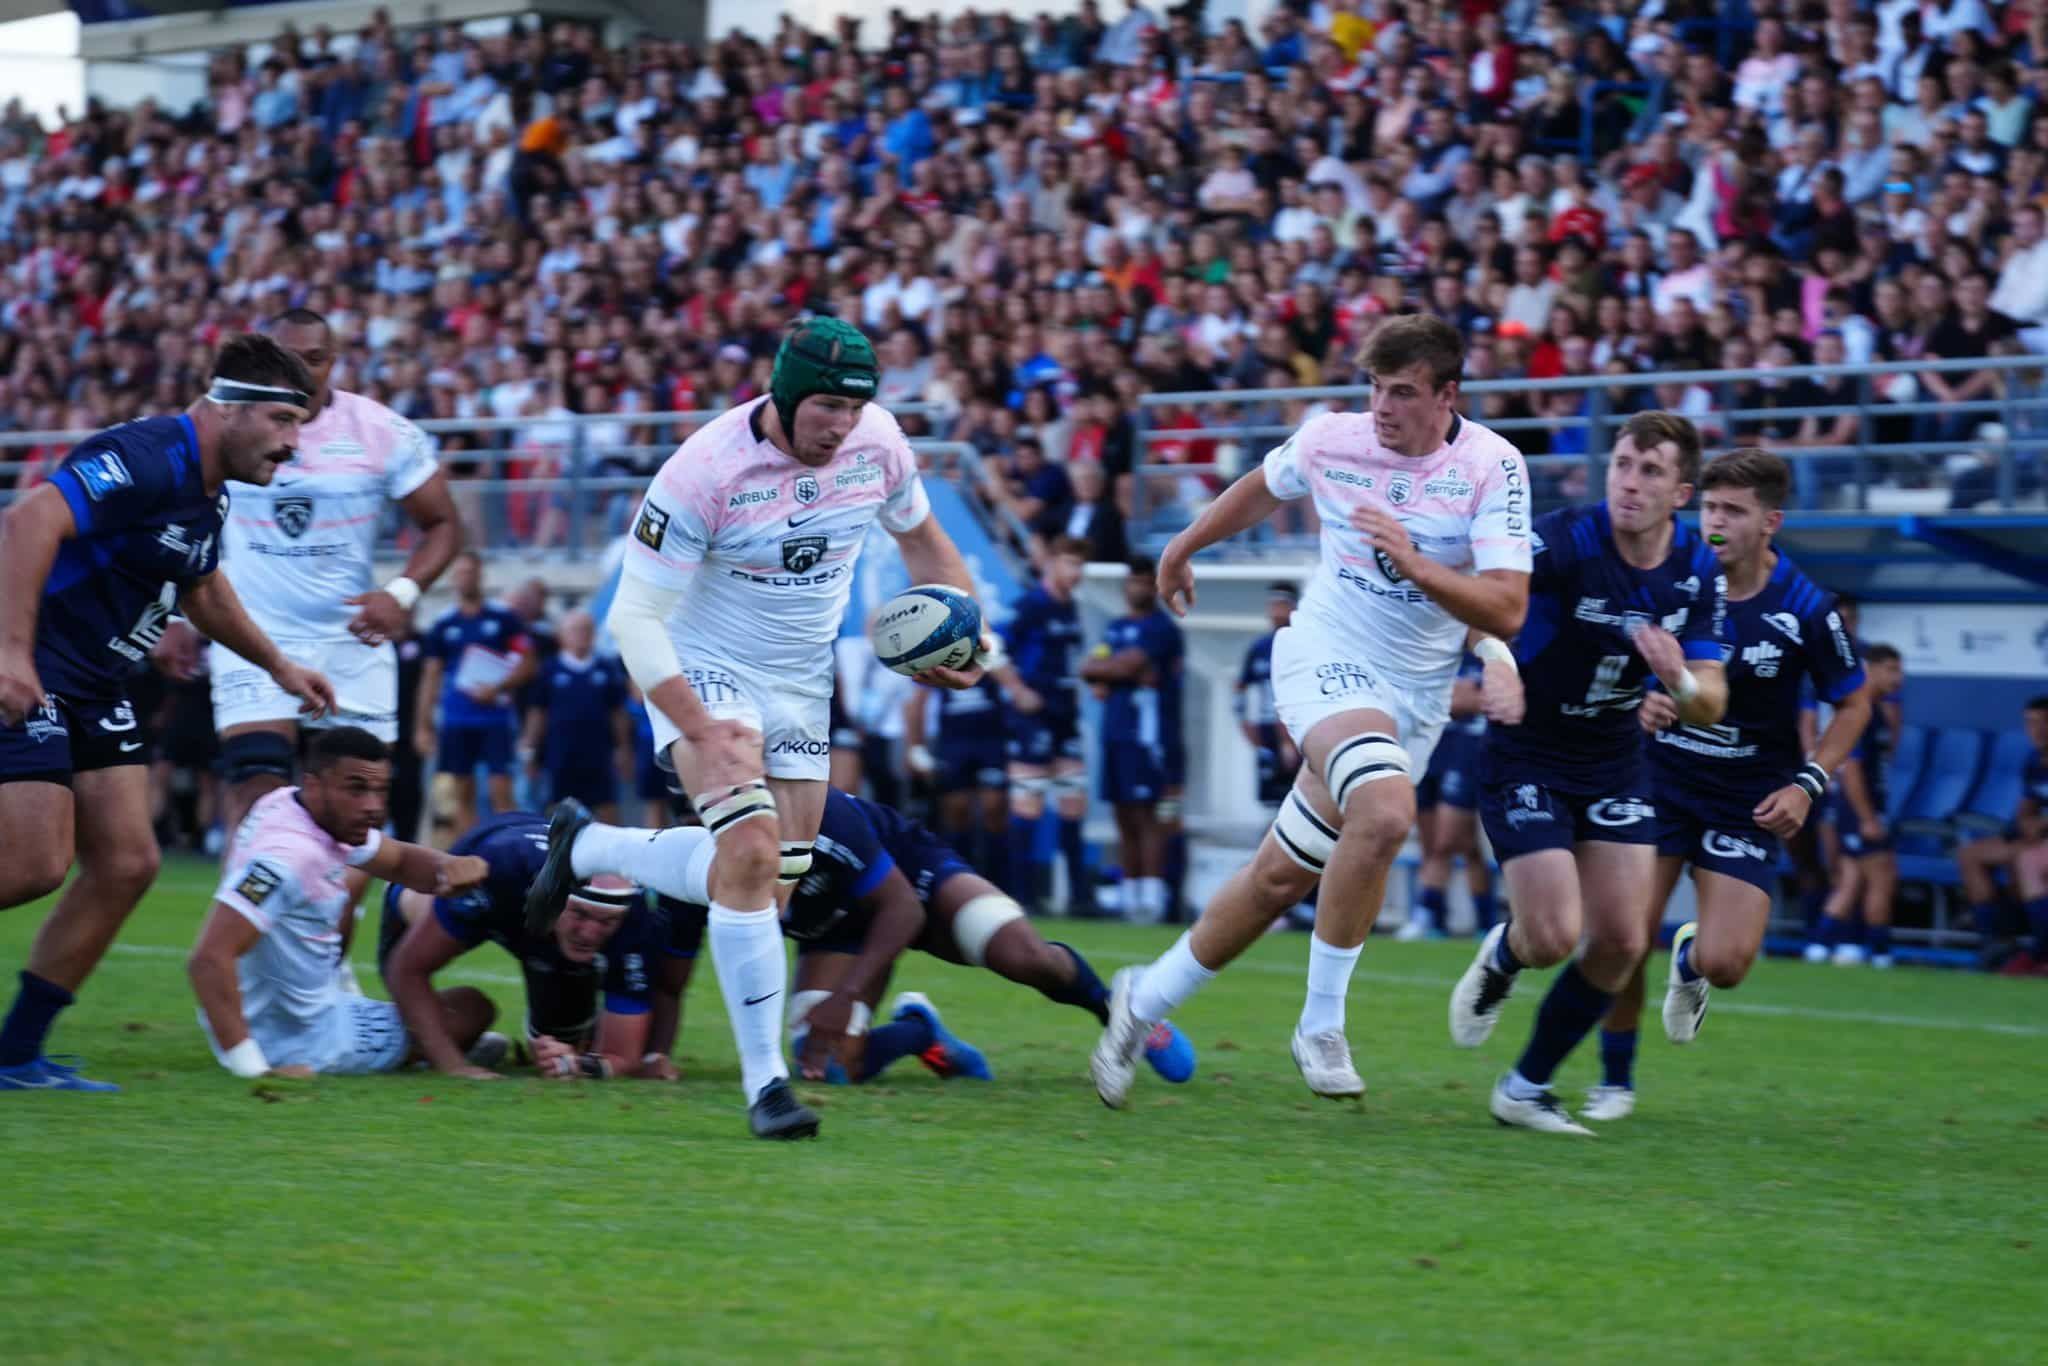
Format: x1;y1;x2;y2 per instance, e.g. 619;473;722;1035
769;317;879;434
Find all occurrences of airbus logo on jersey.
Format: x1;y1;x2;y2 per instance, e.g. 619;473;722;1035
1322;468;1374;489
1764;612;1804;644
1703;830;1770;862
794;474;821;505
1587;797;1655;827
275;496;314;539
728;488;779;509
1386;473;1413;505
781;535;828;573
1742;640;1785;678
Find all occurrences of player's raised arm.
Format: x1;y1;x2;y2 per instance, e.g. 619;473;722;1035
1154;467;1286;617
357;836;490;899
0;486;75;725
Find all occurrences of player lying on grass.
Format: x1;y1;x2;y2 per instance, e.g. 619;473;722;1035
187;727;496;1079
380;809;713;1080
542;789;1194;1086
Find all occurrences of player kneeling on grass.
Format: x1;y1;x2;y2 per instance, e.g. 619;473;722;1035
380;810;711;1080
187;728;496;1080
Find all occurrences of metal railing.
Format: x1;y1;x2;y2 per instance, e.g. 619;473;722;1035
4;356;2045;560
1124;354;2048;550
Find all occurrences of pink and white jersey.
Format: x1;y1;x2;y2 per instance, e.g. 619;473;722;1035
206;787;382;1070
1263;411;1531;687
222;389;441;641
623;396;930;694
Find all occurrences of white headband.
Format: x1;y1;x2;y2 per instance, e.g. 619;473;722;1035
209;377;311;407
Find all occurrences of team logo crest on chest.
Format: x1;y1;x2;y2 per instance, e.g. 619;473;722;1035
782;535;828;573
275;496;314;539
794;474;821;505
1386;473;1413;506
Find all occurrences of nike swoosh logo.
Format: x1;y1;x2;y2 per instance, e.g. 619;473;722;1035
786;511;824;528
743;991;779;1006
119;741;142;753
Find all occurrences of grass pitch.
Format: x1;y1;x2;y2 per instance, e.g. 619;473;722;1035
1;857;2042;1364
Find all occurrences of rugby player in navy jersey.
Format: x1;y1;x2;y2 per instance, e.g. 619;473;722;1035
1447;411;1730;1134
521;610;632;822
904;678;1011;895
1235;584;1300;809
1583;449;1871;1121
1399;652;1498;941
1809;643;1906;967
992;537;1090;911
1079;558;1185;923
379;810;715;1080
771;788;1193;1085
0;336;337;1092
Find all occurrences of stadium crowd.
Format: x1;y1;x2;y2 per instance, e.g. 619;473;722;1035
4;0;2048;533
0;0;2044;979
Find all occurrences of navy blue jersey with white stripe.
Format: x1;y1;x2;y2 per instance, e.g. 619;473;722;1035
39;415;225;699
1648;551;1863;807
1484;503;1726;791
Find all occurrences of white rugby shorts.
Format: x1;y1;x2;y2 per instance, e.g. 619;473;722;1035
1269;624;1451;777
319;996;413;1075
646;660;832;783
211;637;399;742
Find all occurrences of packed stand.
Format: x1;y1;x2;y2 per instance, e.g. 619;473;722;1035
2;1;2047;545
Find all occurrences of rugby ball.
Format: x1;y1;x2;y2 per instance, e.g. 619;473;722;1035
872;584;983;676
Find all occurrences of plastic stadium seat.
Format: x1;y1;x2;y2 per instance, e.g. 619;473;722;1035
1897;728;1988;832
1882;724;1928;825
1955;730;2036;835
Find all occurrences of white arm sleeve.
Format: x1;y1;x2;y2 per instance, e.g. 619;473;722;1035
607;571;688;693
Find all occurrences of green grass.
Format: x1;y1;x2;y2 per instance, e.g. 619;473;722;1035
2;857;2043;1364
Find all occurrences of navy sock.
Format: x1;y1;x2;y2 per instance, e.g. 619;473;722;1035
2027;897;2048;953
1868;924;1892;958
1164;832;1188;921
1415;885;1447;931
1675;935;1701;983
1814;917;1842;949
1799;888;1827;934
0;970;74;1067
1472;889;1498;932
1968;900;2000;940
1058;817;1087;911
1599;1027;1637;1090
1492;927;1524;974
1046;941;1112;1023
1007;817;1039;902
1513;962;1615;1087
856;1014;937;1082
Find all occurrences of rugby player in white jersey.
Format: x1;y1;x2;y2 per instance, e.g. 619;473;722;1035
187;727;499;1080
1091;316;1533;1108
189;309;462;840
525;318;990;1139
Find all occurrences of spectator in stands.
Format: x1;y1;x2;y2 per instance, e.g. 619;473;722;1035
1957;697;2048;975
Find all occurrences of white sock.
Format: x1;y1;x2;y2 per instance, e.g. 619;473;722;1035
1298;934;1362;1036
1138;876;1167;924
1117;878;1137;921
1131;931;1216;1024
706;902;789;1100
570;824;715;902
1502;1068;1546;1101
